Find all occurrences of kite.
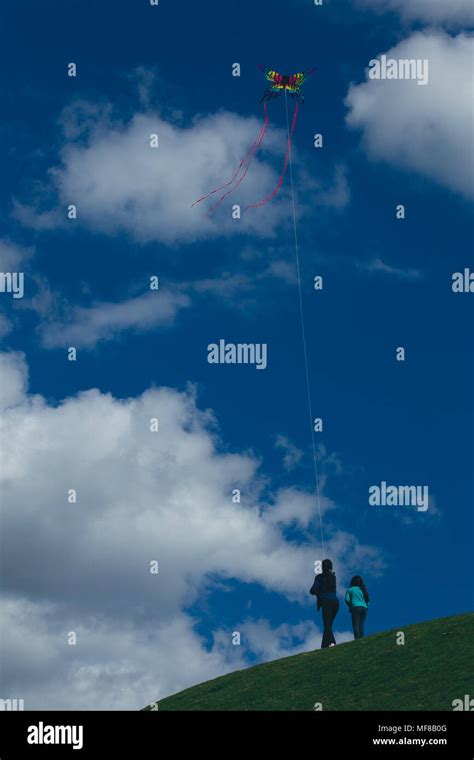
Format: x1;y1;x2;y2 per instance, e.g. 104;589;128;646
259;65;314;104
192;65;314;213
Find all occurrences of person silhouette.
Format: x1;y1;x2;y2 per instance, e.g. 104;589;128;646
310;558;339;648
345;575;370;639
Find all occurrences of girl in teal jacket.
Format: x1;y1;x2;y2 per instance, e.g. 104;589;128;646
345;575;370;639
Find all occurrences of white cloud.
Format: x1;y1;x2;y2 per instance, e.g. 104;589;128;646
346;31;474;198
35;263;298;350
0;352;28;408
358;258;422;280
0;352;383;708
1;598;244;711
15;106;292;244
12;202;61;231
0;240;37;342
0;313;13;339
357;0;474;25
266;487;334;529
0;240;33;270
275;434;304;471
314;164;350;209
265;259;297;285
14;97;349;244
39;289;190;348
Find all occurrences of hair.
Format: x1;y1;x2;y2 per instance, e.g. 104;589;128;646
350;575;370;604
321;558;336;593
322;558;333;573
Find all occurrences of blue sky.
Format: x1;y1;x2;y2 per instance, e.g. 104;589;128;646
0;0;473;709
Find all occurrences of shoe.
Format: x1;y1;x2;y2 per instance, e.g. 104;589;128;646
329;643;336;647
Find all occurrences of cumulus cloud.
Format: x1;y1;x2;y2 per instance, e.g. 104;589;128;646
0;352;383;708
266;487;334;529
346;31;474;198
0;352;28;408
1;598;245;711
356;0;474;26
14;96;349;244
14;106;290;244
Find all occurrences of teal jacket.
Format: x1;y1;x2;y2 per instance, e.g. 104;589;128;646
345;586;369;610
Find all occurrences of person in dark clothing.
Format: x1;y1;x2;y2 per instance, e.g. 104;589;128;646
345;575;370;640
310;558;340;648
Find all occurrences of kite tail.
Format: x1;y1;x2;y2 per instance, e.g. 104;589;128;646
246;101;299;210
207;102;269;213
192;103;268;209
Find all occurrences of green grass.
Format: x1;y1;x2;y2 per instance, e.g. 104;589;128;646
144;613;474;711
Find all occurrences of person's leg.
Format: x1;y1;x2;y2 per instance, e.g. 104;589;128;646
353;607;365;639
351;608;360;639
359;608;367;638
321;602;331;648
329;599;339;645
321;600;340;647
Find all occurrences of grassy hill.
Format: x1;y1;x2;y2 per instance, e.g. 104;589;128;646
144;613;474;711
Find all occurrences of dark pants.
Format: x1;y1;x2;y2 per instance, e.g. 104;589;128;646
351;606;367;639
321;599;339;648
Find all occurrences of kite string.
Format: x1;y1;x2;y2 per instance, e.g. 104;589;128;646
245;99;299;210
284;90;325;558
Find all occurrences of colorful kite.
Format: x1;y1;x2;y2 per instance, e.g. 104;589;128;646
258;65;314;104
192;65;314;213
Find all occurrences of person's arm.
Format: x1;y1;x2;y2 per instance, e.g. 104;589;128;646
344;590;352;607
310;575;321;596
